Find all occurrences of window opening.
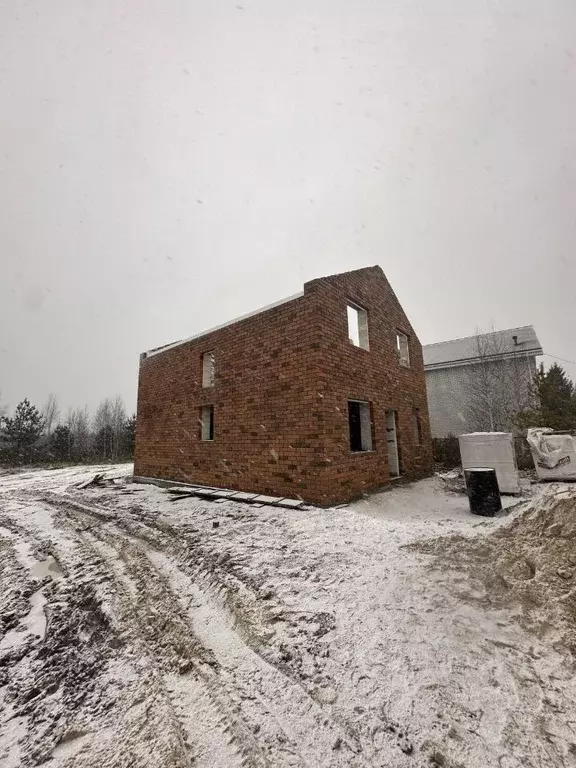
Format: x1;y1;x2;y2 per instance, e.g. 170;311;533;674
201;405;214;440
202;351;215;387
347;304;369;350
396;332;410;366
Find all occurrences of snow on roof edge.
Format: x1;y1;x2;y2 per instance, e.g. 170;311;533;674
424;347;543;370
144;290;305;359
423;325;534;348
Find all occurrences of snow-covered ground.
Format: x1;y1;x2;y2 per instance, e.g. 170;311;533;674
1;465;575;767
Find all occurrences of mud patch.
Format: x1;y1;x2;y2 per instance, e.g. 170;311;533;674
3;579;119;766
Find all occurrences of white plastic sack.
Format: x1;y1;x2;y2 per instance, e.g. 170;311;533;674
527;428;576;480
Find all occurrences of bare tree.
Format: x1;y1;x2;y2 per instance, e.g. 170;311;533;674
0;390;7;420
93;398;115;460
90;396;131;461
66;406;91;461
74;406;91;460
110;395;127;460
42;393;60;437
466;328;536;432
64;408;77;461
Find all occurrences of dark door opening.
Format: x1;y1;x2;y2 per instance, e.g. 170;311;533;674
349;401;362;451
348;400;372;452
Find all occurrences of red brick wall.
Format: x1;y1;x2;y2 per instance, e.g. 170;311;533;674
134;266;432;505
302;267;433;503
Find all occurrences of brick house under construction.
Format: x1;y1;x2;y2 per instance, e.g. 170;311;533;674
134;266;432;506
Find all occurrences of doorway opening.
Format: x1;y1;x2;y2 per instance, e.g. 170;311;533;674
348;400;373;452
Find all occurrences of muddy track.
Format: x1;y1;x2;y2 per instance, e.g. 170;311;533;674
48;491;420;760
49;492;372;765
1;490;381;767
5;474;576;767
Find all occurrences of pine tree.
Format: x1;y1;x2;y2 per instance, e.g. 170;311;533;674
1;398;45;463
50;424;73;462
516;363;576;431
122;414;137;459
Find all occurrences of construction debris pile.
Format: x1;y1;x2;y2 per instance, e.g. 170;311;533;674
414;486;576;654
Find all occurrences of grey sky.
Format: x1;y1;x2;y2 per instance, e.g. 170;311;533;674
1;0;575;415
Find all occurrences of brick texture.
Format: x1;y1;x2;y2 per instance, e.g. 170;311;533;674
134;266;433;505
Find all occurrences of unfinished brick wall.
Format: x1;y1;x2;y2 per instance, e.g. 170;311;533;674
302;268;432;502
134;266;432;505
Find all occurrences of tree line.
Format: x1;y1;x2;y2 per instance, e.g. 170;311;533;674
0;394;136;466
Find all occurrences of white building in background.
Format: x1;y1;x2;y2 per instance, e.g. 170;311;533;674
423;326;543;438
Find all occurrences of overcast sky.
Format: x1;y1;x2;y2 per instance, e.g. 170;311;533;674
1;0;575;415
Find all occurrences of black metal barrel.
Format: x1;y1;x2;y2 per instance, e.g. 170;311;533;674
464;467;502;516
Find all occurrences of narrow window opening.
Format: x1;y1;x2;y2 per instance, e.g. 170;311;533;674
347;304;369;350
396;332;410;367
201;406;214;441
386;409;401;476
412;407;422;444
202;351;215;387
348;400;373;452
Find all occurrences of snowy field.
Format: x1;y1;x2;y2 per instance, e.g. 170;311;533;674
1;465;575;767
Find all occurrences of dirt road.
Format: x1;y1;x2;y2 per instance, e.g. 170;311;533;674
1;466;575;767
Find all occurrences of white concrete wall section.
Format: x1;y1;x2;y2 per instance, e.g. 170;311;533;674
459;432;520;494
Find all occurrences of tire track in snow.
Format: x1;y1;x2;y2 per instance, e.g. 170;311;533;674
56;505;301;766
7;488;420;766
148;547;355;766
60;520;248;768
1;503;201;768
48;493;367;766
